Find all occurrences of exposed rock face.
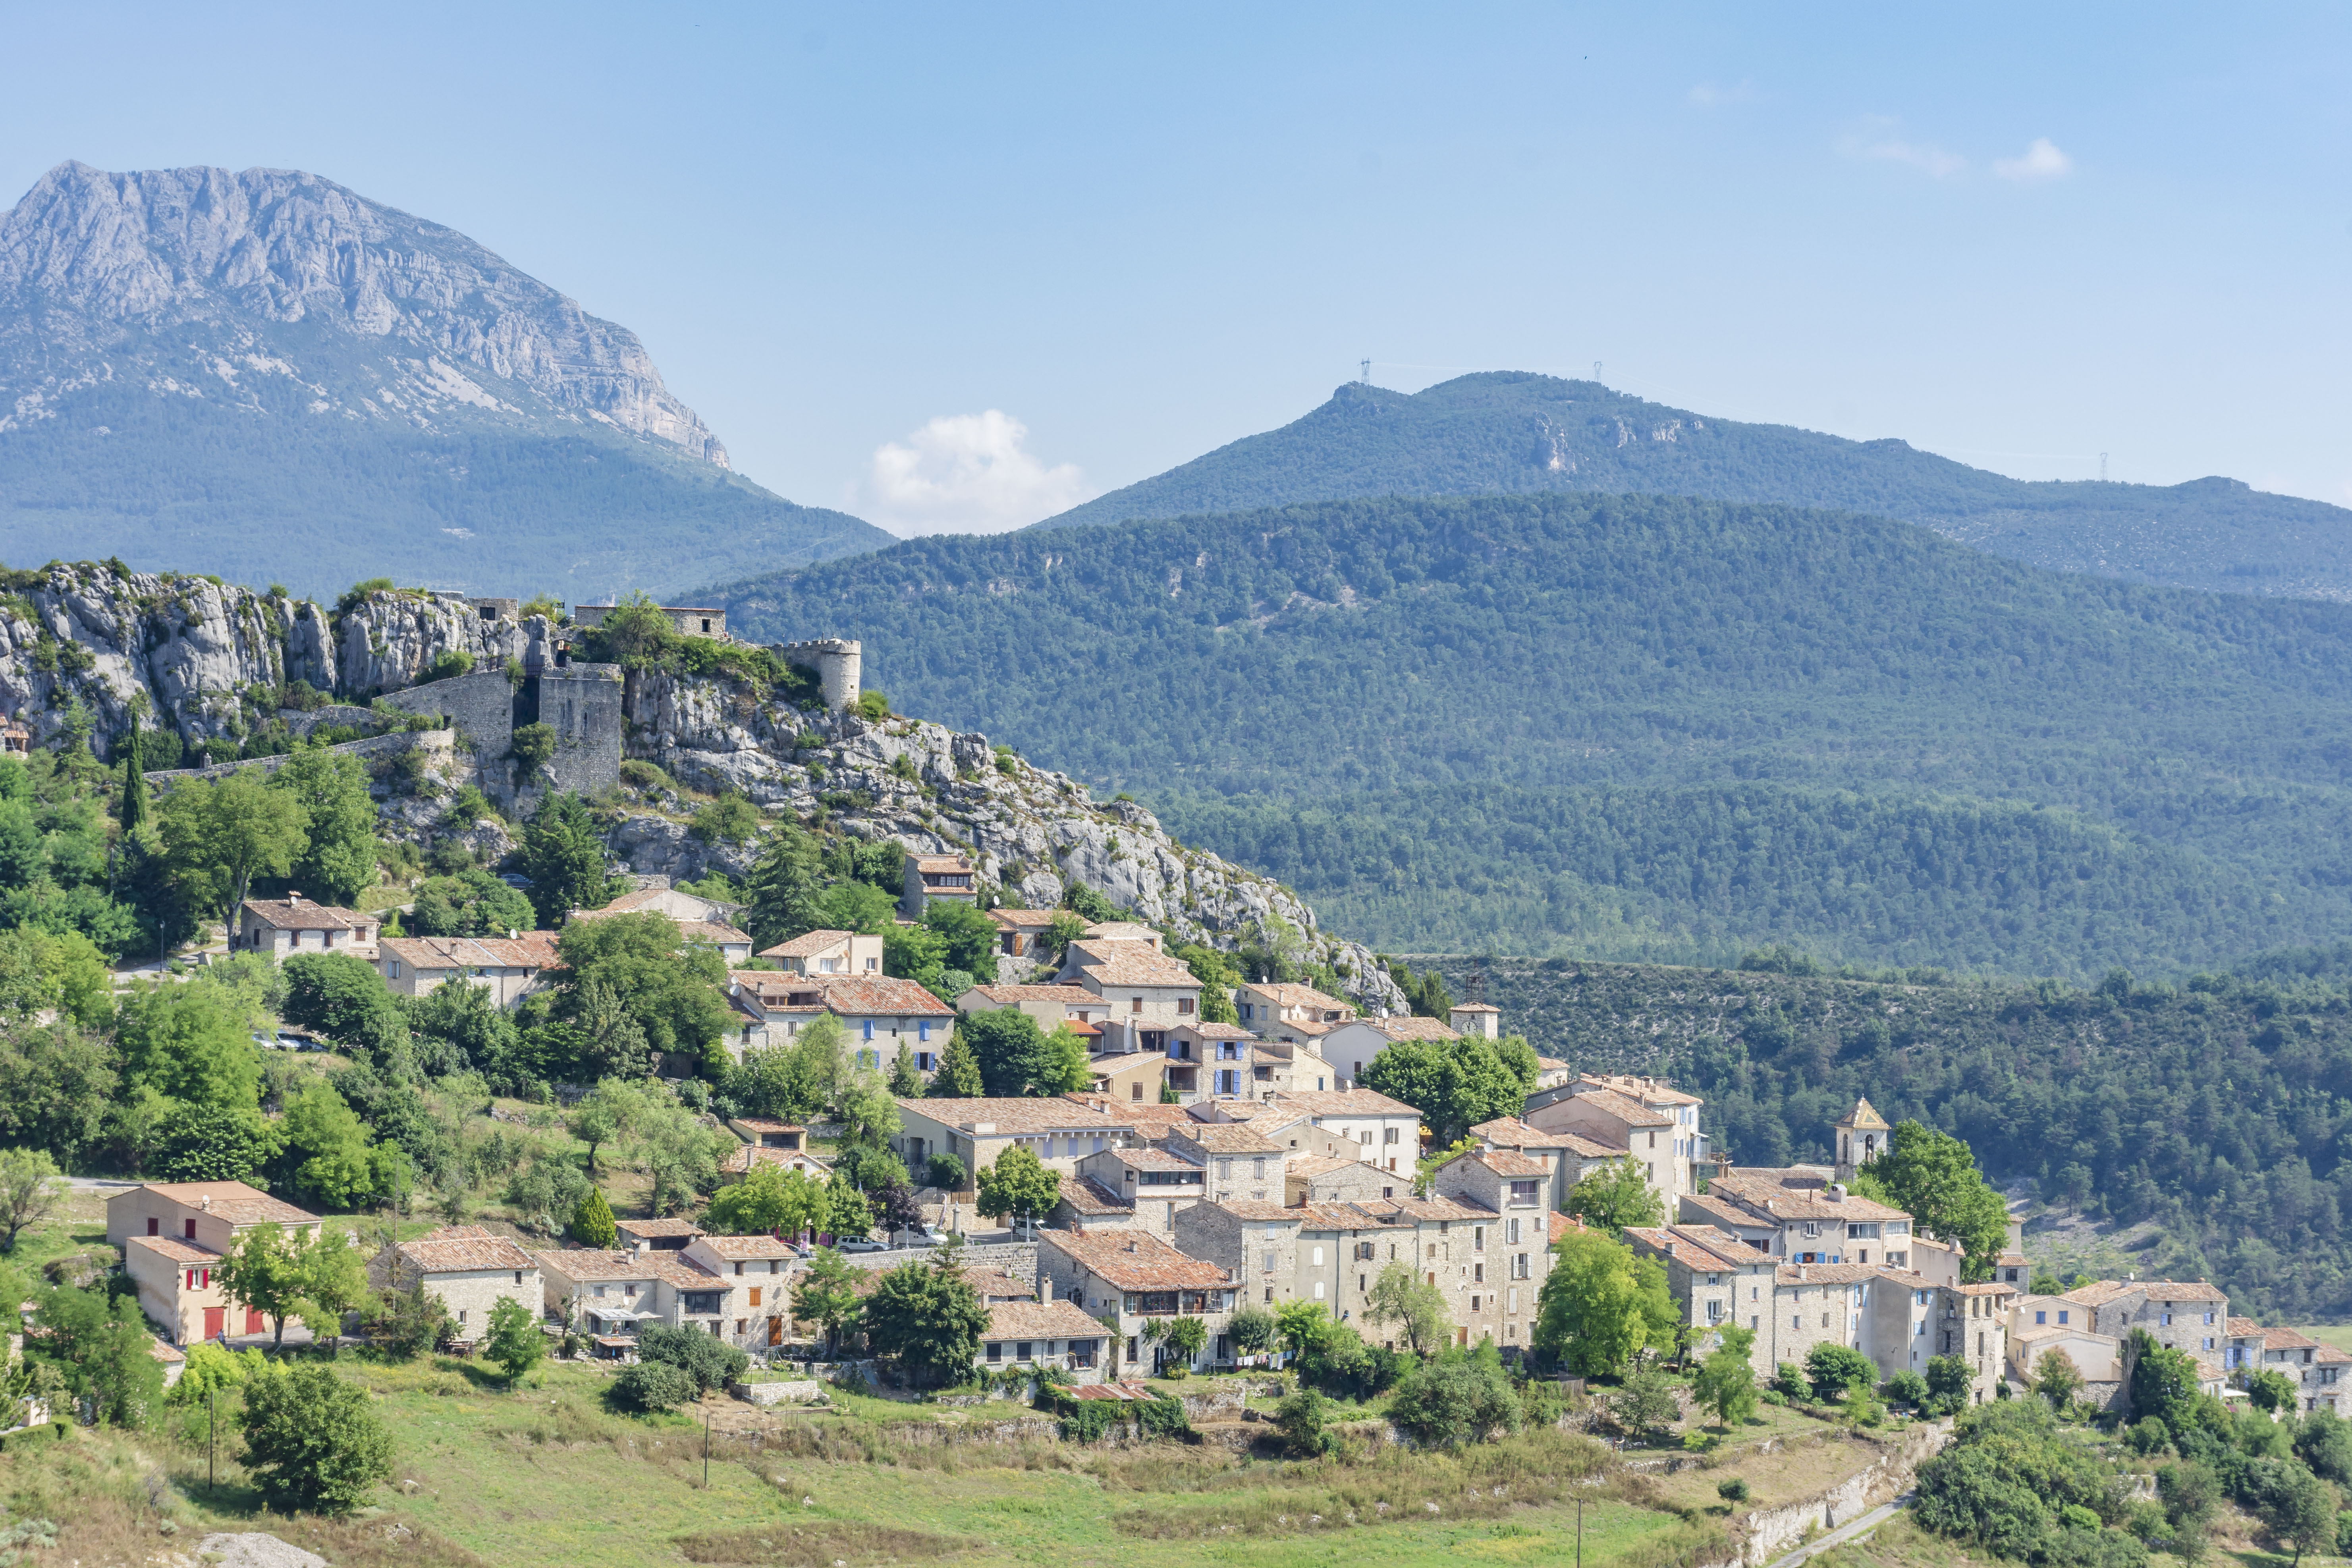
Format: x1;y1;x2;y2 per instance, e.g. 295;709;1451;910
0;161;728;463
0;561;336;757
334;588;556;696
615;669;1409;1011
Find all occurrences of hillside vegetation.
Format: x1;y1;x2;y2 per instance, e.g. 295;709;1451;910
710;489;2352;976
1416;950;2352;1321
1048;372;2352;600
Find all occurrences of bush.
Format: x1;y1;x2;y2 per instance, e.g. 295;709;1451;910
612;1359;698;1413
1719;1477;1751;1504
691;791;761;845
619;759;672;795
1806;1342;1878;1403
1390;1347;1522;1448
419;648;474;684
1916;1400;2143;1567
637;1323;749;1392
1770;1362;1808;1400
510;721;556;773
1275;1387;1340;1457
2126;1416;2173;1457
1885;1370;1930;1410
237;1364;395;1514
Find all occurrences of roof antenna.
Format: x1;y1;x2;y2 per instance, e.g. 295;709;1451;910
1593;361;1603;384
1360;359;1371;384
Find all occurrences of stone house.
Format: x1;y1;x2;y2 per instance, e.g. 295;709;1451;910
727;1117;808;1152
571;883;738;926
571;602;727;639
984;908;1063;981
1176;1022;1264;1100
1234;981;1355;1039
1623;1223;1779;1351
2054;1279;2229;1368
1057;941;1205;1054
2009;1322;2124;1389
1173;1200;1302;1313
717;1144;831;1184
107;1182;322;1344
760;929;884;977
900;851;977;919
727;972;955;1071
1053;1168;1143;1232
1088;1049;1175;1105
538;1245;776;1349
1679;1175;1916;1267
1296;1193;1528;1350
1036;1230;1237;1375
1284;1154;1392;1206
957;982;1108;1032
615;1218;704;1254
1069;1144;1205;1235
1528;1078;1703;1207
681;1233;798;1348
894;1096;1138;1186
977;1298;1109;1383
1238;1036;1336;1097
1470;1114;1625;1210
1165;1122;1285;1205
1318;1013;1456;1088
234;896;378;963
377;932;561;1007
393;1226;542;1344
1244;1089;1422;1175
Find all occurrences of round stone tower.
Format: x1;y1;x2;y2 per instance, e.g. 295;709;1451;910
776;639;862;711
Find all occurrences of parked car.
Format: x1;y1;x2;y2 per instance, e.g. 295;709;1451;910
499;872;533;889
250;1032;280;1051
835;1238;887;1253
895;1227;945;1248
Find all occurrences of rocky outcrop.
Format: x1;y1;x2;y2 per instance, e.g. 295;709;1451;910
615;669;1409;1012
0;560;336;757
333;588;556;696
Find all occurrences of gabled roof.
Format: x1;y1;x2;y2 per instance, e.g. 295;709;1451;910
1242;981;1353;1014
125;1181;315;1227
129;1234;221;1264
692;1234;799;1261
1172;1123;1283;1155
2226;1316;2263;1337
1267;1088;1420;1119
615;1217;704;1240
986;1299;1111;1341
1074;945;1201;988
401;1225;537;1273
678;920;752;947
241;898;372;932
533;1249;660;1283
1776;1262;1885;1286
2061;1279;2228;1307
760;929;856;959
1174;1022;1259;1041
1563;1087;1676;1128
900;1097;1124;1135
1451;1150;1551;1180
1577;1072;1702;1107
987;908;1062;930
1042;1230;1232;1292
1080;922;1161;944
1473;1115;1622;1159
380;932;562;972
1366;1014;1459;1043
735;972;954;1017
1057;1177;1133;1216
965;984;1100;1006
1624;1225;1773;1272
912;855;974;874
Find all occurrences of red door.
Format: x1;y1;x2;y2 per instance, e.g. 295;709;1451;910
203;1307;225;1340
245;1309;266;1335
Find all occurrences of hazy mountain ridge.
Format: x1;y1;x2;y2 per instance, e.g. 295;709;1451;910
1048;373;2352;599
0;162;892;599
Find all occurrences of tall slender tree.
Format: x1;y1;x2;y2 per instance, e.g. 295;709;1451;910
117;730;147;835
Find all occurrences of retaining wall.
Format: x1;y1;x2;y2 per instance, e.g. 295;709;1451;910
145;729;453;789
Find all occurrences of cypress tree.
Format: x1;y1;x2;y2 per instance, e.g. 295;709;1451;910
926;1023;984;1098
571;1186;618;1248
118;729;147;835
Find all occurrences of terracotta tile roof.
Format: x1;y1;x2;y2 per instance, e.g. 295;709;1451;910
129;1234;221;1264
646;1256;726;1289
1578;1073;1702;1107
1951;1282;2019;1297
1476;1115;1612;1155
1176;1022;1260;1041
693;1234;799;1260
1537;1055;1569;1071
1108;1147;1203;1172
1776;1263;1886;1286
1453;1150;1551;1179
2227;1316;2263;1337
1267;1088;1420;1120
963;1269;1036;1302
2015;1323;2116;1345
1657;1224;1774;1268
1285;1155;1363;1181
730;1118;805;1137
2062;1279;2228;1307
679;920;752;947
1069;1095;1190;1126
241;898;372;932
1293;1195;1486;1229
587;887;688;915
1548;1211;1581;1244
1043;1230;1233;1292
913;855;974;874
401;1226;538;1273
1451;1002;1501;1014
1173;1123;1284;1155
761;929;855;959
1678;1191;1762;1230
1707;1176;1908;1223
987;909;1062;929
1203;1200;1299;1222
1564;1087;1677;1128
1080;921;1161;943
615;1218;704;1240
1370;1015;1458;1042
2260;1326;2319;1350
149;1337;185;1363
966;984;1101;1006
1074;945;1201;988
1263;1015;1339;1038
2317;1346;2352;1365
1057;1178;1133;1216
1246;982;1353;1014
718;1145;830;1176
900;1097;1127;1135
801;975;955;1017
534;1249;660;1283
380;933;561;971
133;1181;315;1227
986;1299;1111;1341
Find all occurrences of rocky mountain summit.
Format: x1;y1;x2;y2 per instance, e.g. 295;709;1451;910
0;165;889;598
0;162;722;461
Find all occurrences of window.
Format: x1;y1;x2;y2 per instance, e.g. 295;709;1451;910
987;1342;1002;1362
1311;1246;1325;1266
1178;997;1194;1015
1218;1159;1233;1180
2059;1311;2069;1324
1253;1158;1266;1180
1507;1218;1522;1244
185;1219;197;1239
1313;1281;1325;1300
147;1218;158;1236
919;1021;932;1042
1509;1180;1541;1206
2036;1310;2047;1325
1474;1227;1486;1251
749;1287;762;1307
862;1019;874;1040
1016;1342;1032;1362
1263;1252;1277;1273
1707;1298;1723;1322
1131;997;1143;1013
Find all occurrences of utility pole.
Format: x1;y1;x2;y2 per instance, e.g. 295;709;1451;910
1593;361;1602;383
1577;1496;1585;1568
2100;452;2109;482
704;1409;711;1486
209;1386;216;1487
1360;359;1371;383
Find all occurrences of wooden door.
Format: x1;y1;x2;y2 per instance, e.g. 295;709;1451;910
245;1309;266;1335
203;1307;225;1340
767;1316;782;1346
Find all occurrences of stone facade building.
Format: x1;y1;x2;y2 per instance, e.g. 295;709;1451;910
394;1225;542;1344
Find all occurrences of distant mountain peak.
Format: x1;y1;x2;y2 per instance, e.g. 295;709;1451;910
0;160;727;465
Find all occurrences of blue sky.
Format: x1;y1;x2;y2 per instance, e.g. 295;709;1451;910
2;2;2345;533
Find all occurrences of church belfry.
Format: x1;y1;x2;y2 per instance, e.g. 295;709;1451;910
1834;1097;1891;1185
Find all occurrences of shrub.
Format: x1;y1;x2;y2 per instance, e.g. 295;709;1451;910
2126;1416;2173;1457
1884;1370;1930;1410
510;721;556;773
1770;1362;1808;1400
419;648;474;684
237;1364;395;1514
1806;1342;1878;1403
856;690;890;721
1391;1347;1522;1448
637;1322;749;1392
612;1359;698;1413
1275;1387;1340;1457
691;791;761;845
619;759;671;794
1718;1478;1751;1504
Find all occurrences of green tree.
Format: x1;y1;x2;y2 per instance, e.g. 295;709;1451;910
613;1360;697;1412
959;1008;1055;1097
2248;1367;2300;1413
2159;1460;2220;1564
216;1223;307;1348
888;1043;922;1095
821;1173;872;1242
238;1362;395;1514
278;1082;379;1210
555;913;734;1066
484;1296;544;1385
1806;1342;1878;1403
1846;1120;2010;1280
0;1147;66;1252
1156;1313;1209;1371
793;1247;864;1356
861;1250;988;1388
927;1023;985;1097
2263;1464;2340;1567
155;768;310;920
1275;1300;1332;1359
1610;1360;1682;1440
974;1144;1061;1229
565;1084;629;1176
637;1321;748;1391
1533;1228;1655;1376
1228;1303;1277;1357
116;981;262;1109
1357;1034;1525;1146
282;951;410;1065
742;822;830;952
268;746;379;906
2033;1346;2086;1410
1035;1023;1093;1095
1694;1332;1760;1427
2128;1331;2205;1431
1273;1385;1339;1456
0;1025;116;1171
1565;1156;1667;1236
36;1284;165;1427
295;1226;372;1340
1364;1260;1450;1355
706;1163;825;1238
521;792;620;926
814;879;896;934
1926;1353;1976;1412
690;791;760;846
365;1278;454;1359
570;1186;618;1247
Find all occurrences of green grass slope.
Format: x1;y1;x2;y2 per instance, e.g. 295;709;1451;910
0;321;887;602
710;489;2352;978
1047;373;2352;599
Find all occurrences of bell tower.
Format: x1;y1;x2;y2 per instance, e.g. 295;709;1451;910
1834;1097;1890;1185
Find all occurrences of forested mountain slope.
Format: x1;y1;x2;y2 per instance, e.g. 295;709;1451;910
1048;373;2352;600
1416;951;2352;1321
0;162;889;599
710;490;2352;977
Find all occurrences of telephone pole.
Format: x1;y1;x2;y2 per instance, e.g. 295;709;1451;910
1360;359;1371;383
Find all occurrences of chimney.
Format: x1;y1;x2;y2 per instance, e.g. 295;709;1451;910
1126;1239;1138;1252
287;891;303;905
1040;1275;1053;1302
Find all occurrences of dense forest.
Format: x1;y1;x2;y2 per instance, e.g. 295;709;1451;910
1416;950;2352;1321
712;488;2352;976
1045;372;2352;599
0;321;886;601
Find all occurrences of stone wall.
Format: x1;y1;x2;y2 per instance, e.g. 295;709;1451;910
145;729;453;789
533;664;624;797
844;1241;1038;1288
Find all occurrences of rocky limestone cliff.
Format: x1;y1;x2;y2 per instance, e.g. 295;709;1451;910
0;560;336;757
610;668;1410;1011
332;588;558;697
0;162;727;463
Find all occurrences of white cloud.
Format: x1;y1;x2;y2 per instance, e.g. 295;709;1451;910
1993;137;2073;181
1837;116;1966;177
857;410;1092;536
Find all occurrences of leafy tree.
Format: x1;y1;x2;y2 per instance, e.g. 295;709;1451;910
958;1008;1061;1098
612;1359;698;1412
276;1082;379;1210
2248;1367;2300;1413
1155;1313;1209;1369
1565;1156;1667;1236
1611;1362;1683;1441
157;1103;280;1182
1693;1331;1760;1427
637;1096;730;1215
294;1227;372;1340
1926;1354;1976;1412
1883;1369;1930;1409
155;768;310;920
2296;1408;2352;1487
888;1043;922;1095
814;879;896;935
2262;1463;2340;1566
742;822;830;952
238;1363;395;1513
1275;1300;1332;1358
521;792;620;926
283;951;410;1064
555;913;734;1067
0;1024;116;1170
861;1251;988;1387
638;1321;750;1391
215;1223;309;1348
1228;1303;1277;1356
2129;1331;2205;1432
927;1023;985;1097
1274;1385;1339;1456
35;1284;164;1427
974;1144;1061;1229
1806;1342;1878;1403
793;1247;863;1356
1364;1261;1450;1355
116;974;262;1110
707;1162;825;1238
1845;1120;2010;1280
1533;1229;1657;1376
690;791;760;846
366;1277;454;1358
408;976;525;1085
571;1186;618;1247
0;1147;65;1252
2033;1346;2086;1410
822;1173;872;1242
481;1296;544;1384
268;746;378;905
1356;1034;1524;1146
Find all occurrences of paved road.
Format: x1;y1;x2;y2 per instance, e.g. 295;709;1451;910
1759;1494;1911;1568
